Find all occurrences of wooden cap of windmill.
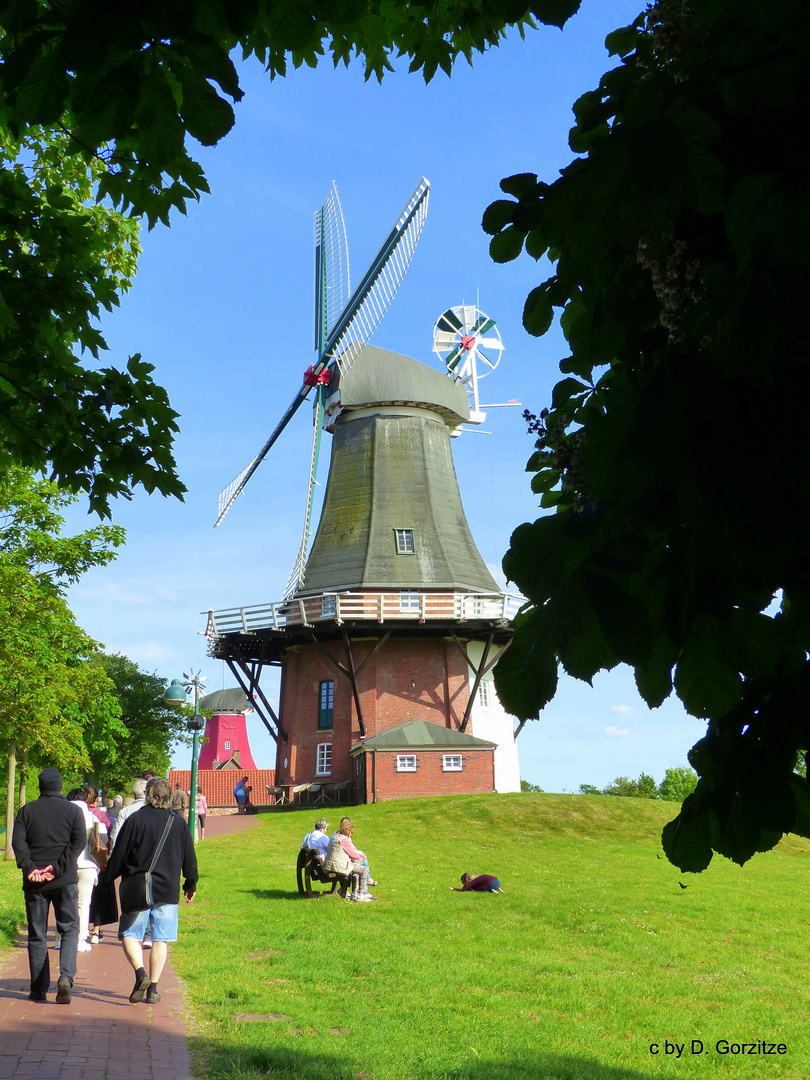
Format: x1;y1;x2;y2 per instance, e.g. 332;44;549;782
297;343;498;596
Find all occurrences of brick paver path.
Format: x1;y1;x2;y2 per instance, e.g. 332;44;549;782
0;811;259;1080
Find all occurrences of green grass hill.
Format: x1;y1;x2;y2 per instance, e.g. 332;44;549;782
167;793;810;1080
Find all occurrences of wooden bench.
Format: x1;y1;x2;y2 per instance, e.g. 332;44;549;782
296;848;351;898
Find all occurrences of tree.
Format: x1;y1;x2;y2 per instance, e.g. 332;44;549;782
0;565;127;857
0;466;125;584
578;783;600;795
0;126;184;516
0;2;579;509
520;779;544;792
602;773;658;799
658;766;698;803
0;468;127;852
94;654;191;794
486;0;810;871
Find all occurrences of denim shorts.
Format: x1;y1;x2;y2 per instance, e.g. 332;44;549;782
119;903;179;942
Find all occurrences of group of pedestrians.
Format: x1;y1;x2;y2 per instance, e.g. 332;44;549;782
11;768;198;1006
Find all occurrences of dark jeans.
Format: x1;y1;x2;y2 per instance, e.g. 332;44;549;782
24;884;79;995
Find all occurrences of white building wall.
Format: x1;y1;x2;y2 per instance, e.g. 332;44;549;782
465;641;521;793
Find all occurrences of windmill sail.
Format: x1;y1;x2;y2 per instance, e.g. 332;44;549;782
215;177;430;529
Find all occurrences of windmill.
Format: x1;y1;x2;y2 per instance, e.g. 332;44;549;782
432;304;504;421
205;180;524;804
214;177;430;597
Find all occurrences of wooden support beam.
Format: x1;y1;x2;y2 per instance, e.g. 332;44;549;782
226;652;288;743
459;632;494;733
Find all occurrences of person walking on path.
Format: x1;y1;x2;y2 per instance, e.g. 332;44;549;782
170;783;188;820
101;777;198;1005
109;779;147;847
196;789;208;839
11;768;85;1004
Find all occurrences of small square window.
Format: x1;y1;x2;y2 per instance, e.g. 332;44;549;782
395;529;415;554
318;680;334;730
316;743;332;775
322;593;336;618
224;740;231;751
400;589;420;612
443;754;463;772
397;754;417;772
478;681;491;709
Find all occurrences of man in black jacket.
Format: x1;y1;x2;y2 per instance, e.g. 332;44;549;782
12;768;85;1004
102;777;198;1004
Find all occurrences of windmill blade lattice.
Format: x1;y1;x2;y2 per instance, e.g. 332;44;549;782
326;178;429;376
215;178;430;534
314;183;350;350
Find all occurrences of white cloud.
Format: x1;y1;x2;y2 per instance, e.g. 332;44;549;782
78;583;149;605
610;704;633;715
102;641;177;667
604;726;629;737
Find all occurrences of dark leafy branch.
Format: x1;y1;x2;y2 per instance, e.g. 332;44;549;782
487;0;810;871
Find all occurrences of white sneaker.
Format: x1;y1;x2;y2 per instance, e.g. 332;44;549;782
78;941;92;952
352;893;373;903
90;933;100;944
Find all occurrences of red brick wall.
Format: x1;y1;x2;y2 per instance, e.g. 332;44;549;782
168;768;275;807
275;637;473;796
364;748;495;802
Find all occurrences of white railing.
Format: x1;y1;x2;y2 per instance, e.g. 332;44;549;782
204;589;524;646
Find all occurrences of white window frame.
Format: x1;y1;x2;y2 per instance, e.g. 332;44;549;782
443;754;463;772
394;528;415;554
396;754;417;772
400;589;420;612
224;740;231;750
316;743;332;776
321;593;336;618
477;680;491;709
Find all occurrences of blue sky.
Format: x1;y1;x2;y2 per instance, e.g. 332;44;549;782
64;0;707;791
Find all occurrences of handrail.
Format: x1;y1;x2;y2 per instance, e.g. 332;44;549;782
204;589;523;648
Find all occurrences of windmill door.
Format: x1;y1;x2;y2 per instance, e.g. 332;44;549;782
353;754;367;805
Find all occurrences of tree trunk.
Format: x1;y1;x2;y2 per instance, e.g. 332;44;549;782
4;738;16;861
19;747;28;807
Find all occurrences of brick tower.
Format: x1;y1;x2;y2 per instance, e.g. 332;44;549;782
206;344;520;803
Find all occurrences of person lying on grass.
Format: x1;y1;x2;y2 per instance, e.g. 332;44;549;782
449;874;503;893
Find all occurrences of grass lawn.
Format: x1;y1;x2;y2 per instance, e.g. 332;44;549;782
170;794;810;1080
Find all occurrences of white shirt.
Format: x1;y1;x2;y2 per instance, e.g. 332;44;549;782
109;797;145;847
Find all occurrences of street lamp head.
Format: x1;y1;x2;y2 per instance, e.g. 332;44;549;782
163;678;187;704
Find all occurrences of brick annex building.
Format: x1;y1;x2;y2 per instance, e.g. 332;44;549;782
205;345;522;803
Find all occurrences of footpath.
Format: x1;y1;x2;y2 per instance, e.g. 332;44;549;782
0;812;259;1080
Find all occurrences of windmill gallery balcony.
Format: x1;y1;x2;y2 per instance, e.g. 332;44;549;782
204;588;522;648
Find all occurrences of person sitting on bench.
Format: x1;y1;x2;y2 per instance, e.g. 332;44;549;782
301;819;330;863
324;818;375;902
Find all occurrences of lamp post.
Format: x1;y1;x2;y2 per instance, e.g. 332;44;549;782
164;670;206;844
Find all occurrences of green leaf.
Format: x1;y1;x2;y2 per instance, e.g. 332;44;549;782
604;25;638;57
489;226;525;264
634;634;675;707
674;616;744;719
176;67;236;146
523;282;554;336
661;791;714;872
493;606;558;720
530;470;561;494
499;172;539;198
551;377;589;408
481;199;516;236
